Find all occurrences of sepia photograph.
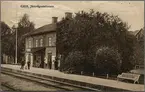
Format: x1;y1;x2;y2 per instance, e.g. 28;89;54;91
1;1;144;91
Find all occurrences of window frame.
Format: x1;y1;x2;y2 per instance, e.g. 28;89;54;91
48;37;52;46
36;39;38;47
40;38;43;47
28;40;31;48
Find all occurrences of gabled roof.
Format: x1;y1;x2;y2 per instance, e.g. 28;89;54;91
129;29;143;36
136;28;144;36
134;27;144;36
24;23;57;37
132;30;140;35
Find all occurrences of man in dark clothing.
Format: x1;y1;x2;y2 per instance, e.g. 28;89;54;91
27;61;31;70
20;60;25;70
54;60;58;70
49;61;52;69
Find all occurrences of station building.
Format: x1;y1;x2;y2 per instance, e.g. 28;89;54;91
24;12;72;69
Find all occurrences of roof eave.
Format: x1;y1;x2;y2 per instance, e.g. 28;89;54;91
25;30;56;37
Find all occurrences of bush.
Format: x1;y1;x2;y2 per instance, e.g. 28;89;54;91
62;50;95;74
94;46;122;75
62;51;85;74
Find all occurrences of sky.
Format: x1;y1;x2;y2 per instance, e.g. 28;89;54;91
1;1;144;31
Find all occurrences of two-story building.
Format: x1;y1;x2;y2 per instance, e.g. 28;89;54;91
24;12;72;69
135;27;144;41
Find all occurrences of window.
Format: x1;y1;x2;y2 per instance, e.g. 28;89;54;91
28;40;31;48
53;41;56;46
40;39;43;47
36;40;38;47
48;37;52;46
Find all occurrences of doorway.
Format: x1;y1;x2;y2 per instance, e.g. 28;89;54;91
47;53;52;69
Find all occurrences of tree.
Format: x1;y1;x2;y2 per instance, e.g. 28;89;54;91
57;9;136;74
94;46;122;75
60;50;95;75
16;14;35;62
1;22;15;56
1;22;11;37
1;21;15;63
133;28;144;66
61;51;85;73
1;14;35;64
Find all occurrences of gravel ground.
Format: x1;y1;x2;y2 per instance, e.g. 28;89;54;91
1;74;62;91
1;85;11;91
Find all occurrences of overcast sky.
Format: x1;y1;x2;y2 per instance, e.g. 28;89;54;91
1;1;144;31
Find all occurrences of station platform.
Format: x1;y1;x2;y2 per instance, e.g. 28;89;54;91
1;64;144;91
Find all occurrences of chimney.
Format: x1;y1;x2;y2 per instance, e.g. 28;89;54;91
65;12;72;19
52;17;58;24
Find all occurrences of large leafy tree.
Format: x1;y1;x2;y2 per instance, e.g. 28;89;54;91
1;22;11;37
57;10;136;73
133;28;144;66
1;14;35;64
1;21;15;63
62;51;85;73
16;13;35;62
94;46;122;75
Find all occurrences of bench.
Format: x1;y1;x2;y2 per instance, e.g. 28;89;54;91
117;73;140;84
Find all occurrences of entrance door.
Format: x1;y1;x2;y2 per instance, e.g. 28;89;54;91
28;54;31;62
33;54;42;68
40;54;44;68
47;53;52;69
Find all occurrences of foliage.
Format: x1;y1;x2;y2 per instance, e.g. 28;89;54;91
16;13;35;62
133;28;144;65
1;14;35;63
57;9;137;74
60;51;85;74
94;47;122;75
60;50;94;75
1;22;11;37
118;31;137;72
1;21;15;58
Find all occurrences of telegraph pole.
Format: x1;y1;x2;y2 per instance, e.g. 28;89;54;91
15;4;18;64
15;26;17;64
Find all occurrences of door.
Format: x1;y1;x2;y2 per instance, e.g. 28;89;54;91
33;54;41;68
47;53;52;69
28;54;31;63
40;54;44;68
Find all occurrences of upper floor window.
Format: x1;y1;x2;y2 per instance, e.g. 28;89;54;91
54;41;56;46
48;37;52;46
36;40;38;47
40;38;43;47
26;40;28;48
28;40;31;48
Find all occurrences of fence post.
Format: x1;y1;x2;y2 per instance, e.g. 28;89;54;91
93;72;95;76
107;74;109;79
81;71;83;75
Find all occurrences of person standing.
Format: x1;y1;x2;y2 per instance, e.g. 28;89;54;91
44;58;47;68
20;59;25;70
27;60;31;70
49;61;52;69
54;58;58;70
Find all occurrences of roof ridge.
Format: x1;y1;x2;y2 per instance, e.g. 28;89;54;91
23;23;56;37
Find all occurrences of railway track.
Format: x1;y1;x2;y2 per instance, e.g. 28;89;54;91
1;83;20;91
1;68;100;91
